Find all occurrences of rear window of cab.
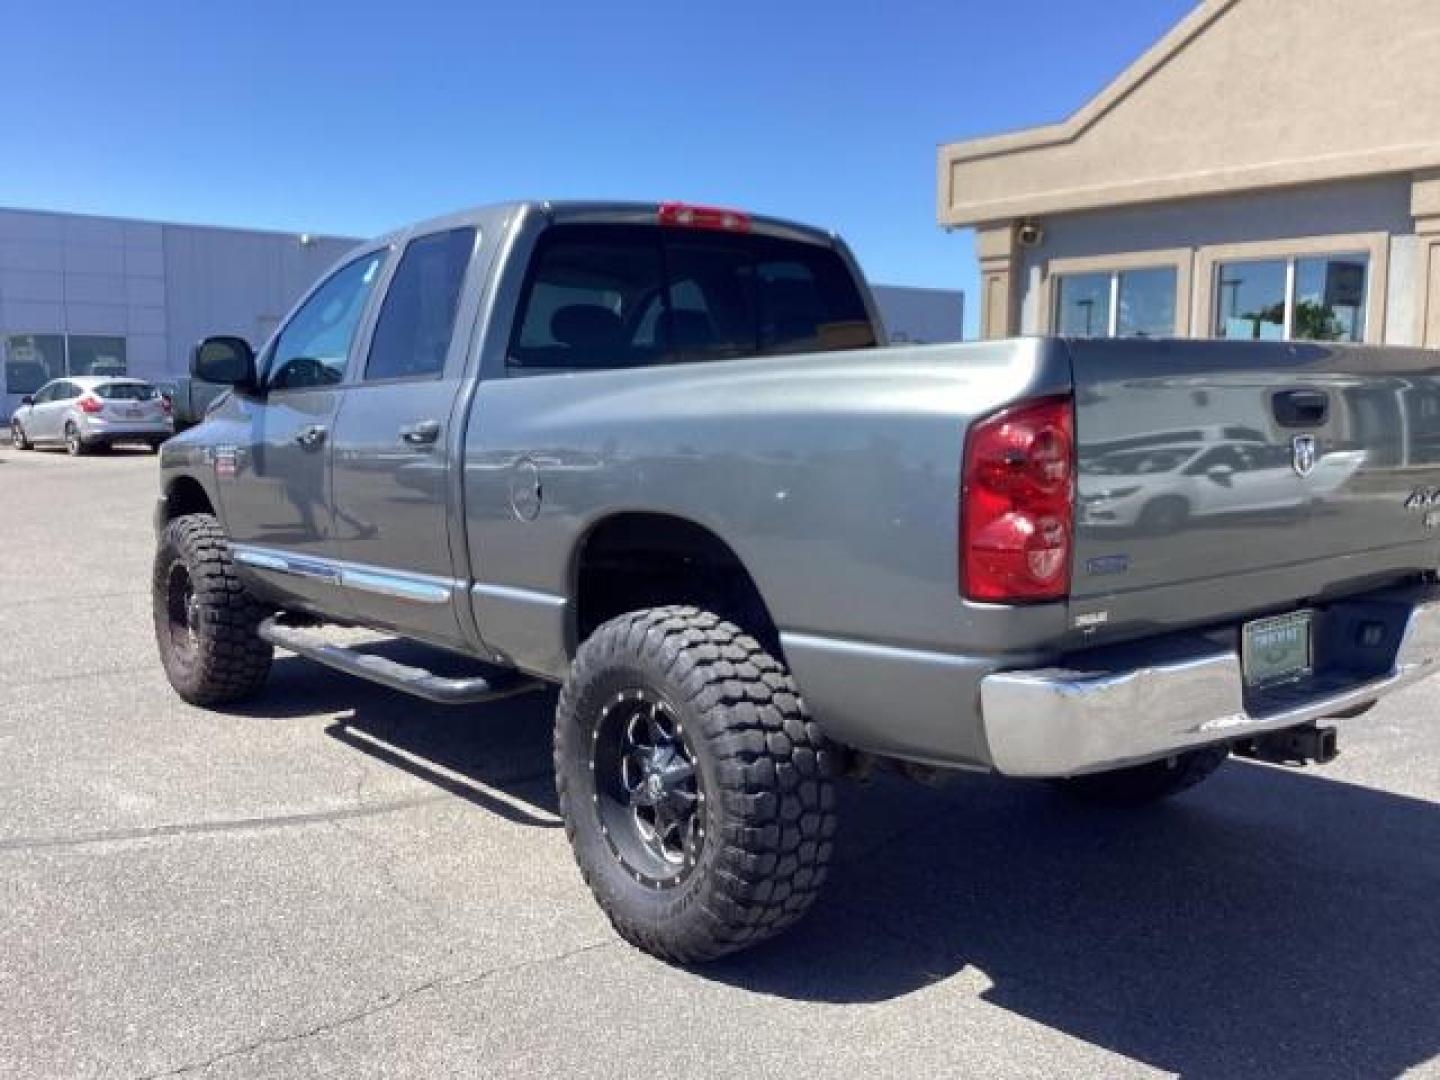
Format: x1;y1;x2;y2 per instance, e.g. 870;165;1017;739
509;224;876;370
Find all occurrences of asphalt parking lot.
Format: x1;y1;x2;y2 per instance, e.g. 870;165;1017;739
1;442;1437;1079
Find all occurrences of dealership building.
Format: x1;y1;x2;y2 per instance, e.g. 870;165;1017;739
0;206;962;420
0;208;355;419
939;0;1440;348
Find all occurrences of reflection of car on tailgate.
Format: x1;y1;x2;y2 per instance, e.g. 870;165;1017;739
1080;427;1365;533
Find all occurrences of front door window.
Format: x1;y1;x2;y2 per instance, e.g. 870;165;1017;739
267;251;386;390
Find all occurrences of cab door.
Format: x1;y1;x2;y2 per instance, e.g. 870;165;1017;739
328;227;480;649
218;248;388;615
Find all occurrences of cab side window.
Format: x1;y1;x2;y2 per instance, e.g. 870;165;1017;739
365;228;476;381
509;226;665;370
267;250;386;391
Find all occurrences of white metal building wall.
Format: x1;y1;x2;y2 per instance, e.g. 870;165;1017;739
0;207;355;417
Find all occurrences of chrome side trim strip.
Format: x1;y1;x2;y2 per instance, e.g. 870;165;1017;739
233;546;341;583
471;582;567;608
232;545;454;604
232;547;289;573
340;567;452;605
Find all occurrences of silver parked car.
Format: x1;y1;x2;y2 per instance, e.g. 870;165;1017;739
10;376;174;455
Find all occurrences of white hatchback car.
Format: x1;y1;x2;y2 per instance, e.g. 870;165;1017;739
10;376;174;455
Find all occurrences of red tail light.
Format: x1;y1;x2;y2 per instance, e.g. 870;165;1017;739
658;202;751;233
76;395;104;414
160;395;172;415
961;396;1075;602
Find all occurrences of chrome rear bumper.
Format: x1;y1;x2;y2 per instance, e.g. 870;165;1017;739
980;583;1440;778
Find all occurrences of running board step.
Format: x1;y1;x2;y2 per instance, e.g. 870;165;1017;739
258;617;543;705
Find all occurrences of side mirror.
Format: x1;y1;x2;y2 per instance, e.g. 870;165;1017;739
20;395;34;406
1206;463;1235;485
191;336;257;390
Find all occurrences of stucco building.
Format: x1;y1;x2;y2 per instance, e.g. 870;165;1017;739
938;0;1440;348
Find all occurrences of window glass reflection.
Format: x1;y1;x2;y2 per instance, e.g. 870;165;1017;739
1214;260;1287;340
1054;273;1111;337
1117;267;1176;337
67;335;127;377
1294;255;1367;342
4;334;65;394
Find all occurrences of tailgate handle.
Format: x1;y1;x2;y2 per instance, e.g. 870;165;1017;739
1272;389;1330;428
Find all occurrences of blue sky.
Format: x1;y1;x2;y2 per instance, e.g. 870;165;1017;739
2;0;1193;336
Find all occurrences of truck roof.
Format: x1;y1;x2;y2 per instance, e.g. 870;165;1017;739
363;200;841;254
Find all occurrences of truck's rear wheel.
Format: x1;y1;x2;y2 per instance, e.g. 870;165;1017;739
152;513;273;705
555;606;837;963
1051;746;1228;806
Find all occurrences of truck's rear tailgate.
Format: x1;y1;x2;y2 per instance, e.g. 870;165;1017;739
1068;338;1440;636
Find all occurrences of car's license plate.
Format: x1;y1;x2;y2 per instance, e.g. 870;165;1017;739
1242;610;1313;687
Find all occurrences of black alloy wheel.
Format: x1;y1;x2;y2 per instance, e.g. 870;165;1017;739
591;688;705;888
163;561;202;670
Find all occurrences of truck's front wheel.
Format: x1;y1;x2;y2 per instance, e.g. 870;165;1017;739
152;513;273;705
555;606;837;964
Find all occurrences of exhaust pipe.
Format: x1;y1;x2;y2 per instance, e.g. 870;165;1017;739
1234;723;1339;767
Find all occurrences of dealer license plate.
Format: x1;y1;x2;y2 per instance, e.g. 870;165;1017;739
1241;610;1313;687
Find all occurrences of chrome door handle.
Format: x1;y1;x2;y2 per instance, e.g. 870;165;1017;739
400;419;441;446
295;424;327;449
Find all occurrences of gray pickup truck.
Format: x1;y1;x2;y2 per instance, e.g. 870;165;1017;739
157;374;230;430
151;200;1440;963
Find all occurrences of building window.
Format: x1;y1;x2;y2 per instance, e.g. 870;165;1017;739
1214;254;1367;342
4;333;133;395
4;334;66;394
1053;267;1178;338
67;335;128;377
1054;272;1111;337
1295;255;1367;342
1116;267;1178;337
